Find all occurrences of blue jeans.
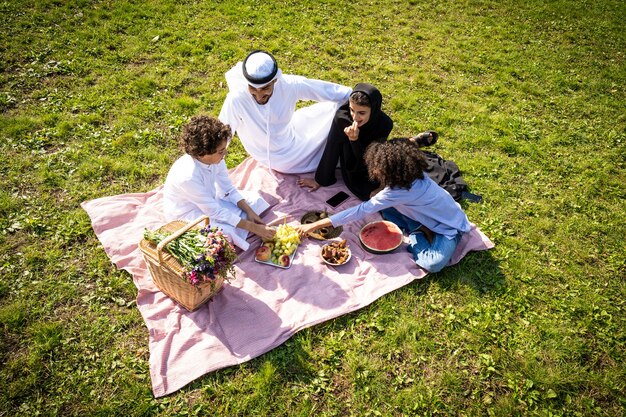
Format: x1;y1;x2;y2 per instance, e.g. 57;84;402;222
382;207;461;273
381;207;422;234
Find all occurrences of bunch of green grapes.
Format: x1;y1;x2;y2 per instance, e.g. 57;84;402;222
272;224;301;257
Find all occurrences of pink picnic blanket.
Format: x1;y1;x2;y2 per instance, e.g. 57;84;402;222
81;157;494;397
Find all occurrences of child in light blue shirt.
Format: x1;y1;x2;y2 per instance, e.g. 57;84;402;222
298;138;471;272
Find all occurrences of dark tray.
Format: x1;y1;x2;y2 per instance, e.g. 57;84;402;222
300;210;343;240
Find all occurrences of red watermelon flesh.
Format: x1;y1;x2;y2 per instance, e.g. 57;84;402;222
359;220;403;253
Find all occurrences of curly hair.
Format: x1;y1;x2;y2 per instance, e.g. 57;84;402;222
349;91;371;107
364;138;428;189
179;115;231;157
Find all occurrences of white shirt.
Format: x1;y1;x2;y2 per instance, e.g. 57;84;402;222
219;63;351;174
329;174;472;239
163;154;244;226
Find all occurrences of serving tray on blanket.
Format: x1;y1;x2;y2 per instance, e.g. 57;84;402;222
254;246;298;269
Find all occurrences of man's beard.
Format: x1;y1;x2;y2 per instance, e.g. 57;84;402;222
254;94;272;105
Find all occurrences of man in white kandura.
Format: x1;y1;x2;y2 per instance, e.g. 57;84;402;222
218;50;352;174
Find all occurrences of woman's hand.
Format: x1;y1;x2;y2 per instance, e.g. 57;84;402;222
344;121;360;141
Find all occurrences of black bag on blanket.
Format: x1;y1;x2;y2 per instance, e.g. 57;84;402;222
422;151;482;203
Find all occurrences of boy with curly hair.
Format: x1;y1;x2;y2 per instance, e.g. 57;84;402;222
297;138;471;273
163;115;274;251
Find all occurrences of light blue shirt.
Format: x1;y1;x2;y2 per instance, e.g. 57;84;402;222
329;174;471;239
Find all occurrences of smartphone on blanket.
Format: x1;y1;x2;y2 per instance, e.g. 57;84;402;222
326;191;350;208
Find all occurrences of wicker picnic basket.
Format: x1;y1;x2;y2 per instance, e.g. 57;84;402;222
138;216;225;311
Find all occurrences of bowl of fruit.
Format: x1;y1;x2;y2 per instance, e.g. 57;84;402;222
255;223;301;269
320;239;351;266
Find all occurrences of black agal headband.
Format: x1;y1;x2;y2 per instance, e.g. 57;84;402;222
242;50;278;86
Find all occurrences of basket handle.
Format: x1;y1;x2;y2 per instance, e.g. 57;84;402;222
156;215;210;263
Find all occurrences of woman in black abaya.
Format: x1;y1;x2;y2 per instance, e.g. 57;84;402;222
298;83;393;200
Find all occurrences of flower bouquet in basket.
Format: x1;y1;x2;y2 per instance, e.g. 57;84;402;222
139;216;237;311
143;225;237;286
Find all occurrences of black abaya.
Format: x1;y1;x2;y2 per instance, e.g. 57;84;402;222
314;83;393;200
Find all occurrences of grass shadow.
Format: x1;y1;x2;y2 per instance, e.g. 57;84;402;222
412;249;506;297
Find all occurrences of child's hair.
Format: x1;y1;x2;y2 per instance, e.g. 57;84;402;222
364;138;428;189
349;91;371;107
179;115;231;157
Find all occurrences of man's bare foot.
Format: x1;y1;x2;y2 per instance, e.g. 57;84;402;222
297;177;321;191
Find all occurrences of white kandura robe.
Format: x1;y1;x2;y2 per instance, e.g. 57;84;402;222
163;154;270;251
218;63;351;174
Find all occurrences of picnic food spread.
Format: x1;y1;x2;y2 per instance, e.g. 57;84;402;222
256;215;404;269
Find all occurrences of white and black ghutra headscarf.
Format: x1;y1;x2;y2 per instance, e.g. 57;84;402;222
242;50;281;88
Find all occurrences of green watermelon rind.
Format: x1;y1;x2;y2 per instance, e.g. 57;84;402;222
358;220;403;254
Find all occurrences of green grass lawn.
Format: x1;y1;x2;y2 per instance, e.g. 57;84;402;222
1;0;624;415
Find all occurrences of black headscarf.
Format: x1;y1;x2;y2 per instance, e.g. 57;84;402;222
335;83;391;142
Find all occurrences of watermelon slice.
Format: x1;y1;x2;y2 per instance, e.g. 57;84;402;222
358;220;404;254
